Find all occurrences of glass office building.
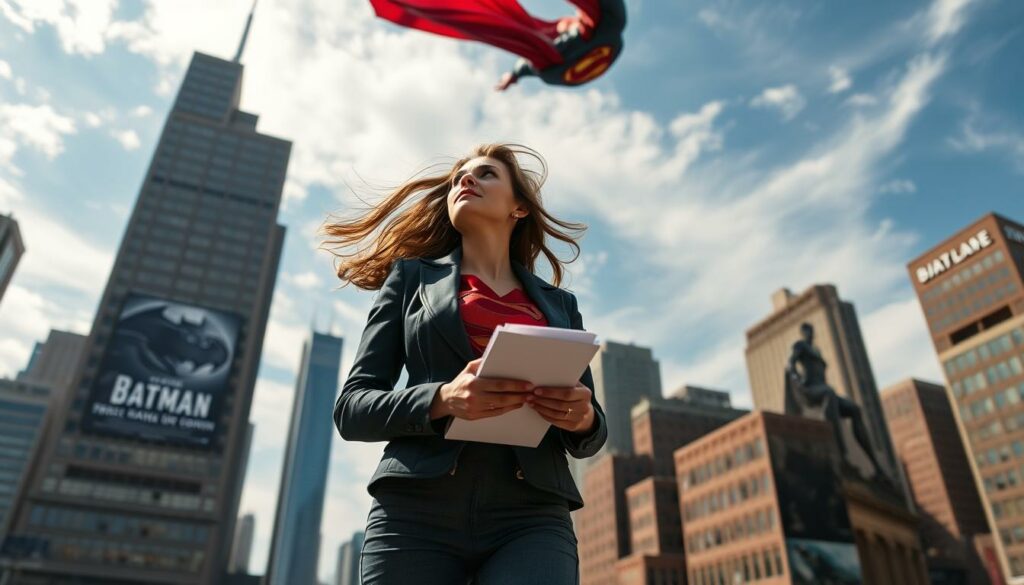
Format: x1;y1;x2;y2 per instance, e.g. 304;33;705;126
266;331;343;585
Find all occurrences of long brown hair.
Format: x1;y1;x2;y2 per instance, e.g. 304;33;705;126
321;144;586;290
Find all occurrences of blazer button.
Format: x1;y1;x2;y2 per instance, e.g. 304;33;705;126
515;468;525;480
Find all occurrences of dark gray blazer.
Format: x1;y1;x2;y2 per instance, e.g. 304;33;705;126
333;246;608;510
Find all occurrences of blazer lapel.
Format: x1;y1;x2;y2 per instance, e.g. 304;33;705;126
420;247;476;362
512;260;569;329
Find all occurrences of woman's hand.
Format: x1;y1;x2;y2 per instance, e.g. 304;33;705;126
526;382;596;434
431;358;534;421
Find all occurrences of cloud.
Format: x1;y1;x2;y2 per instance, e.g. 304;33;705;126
0;0;119;56
878;179;917;194
828;65;852;94
925;0;979;44
130;105;153;117
110;128;141;150
845;93;879;107
749;84;806;121
283;270;324;291
0;103;76;171
860;296;943;389
0;284;91;377
0;59;11;80
949;114;1024;173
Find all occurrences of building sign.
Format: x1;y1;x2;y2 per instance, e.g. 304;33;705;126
81;293;241;448
1005;225;1024;246
915;229;994;284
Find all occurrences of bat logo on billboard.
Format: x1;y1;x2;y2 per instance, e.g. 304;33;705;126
118;306;230;377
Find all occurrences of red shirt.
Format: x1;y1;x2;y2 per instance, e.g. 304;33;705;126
458;274;548;356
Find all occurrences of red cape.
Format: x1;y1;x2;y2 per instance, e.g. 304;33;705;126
369;0;602;69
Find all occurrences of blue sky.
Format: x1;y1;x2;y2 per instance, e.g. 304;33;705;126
0;0;1020;581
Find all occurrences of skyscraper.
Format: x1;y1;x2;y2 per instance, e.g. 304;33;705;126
908;212;1024;583
0;378;50;539
881;378;992;584
335;532;364;585
0;212;25;304
745;284;898;474
16;329;87;392
265;331;344;585
228;513;255;574
590;340;662;458
1;7;292;583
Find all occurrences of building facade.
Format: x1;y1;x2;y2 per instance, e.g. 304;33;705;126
0;379;50;540
16;330;87;393
228;513;254;574
676;411;928;585
745;284;898;476
265;332;343;585
335;531;364;585
590;341;663;458
0;213;24;305
908;212;1024;583
882;378;992;584
1;34;291;584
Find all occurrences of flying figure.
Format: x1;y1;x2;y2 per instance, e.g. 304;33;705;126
369;0;627;89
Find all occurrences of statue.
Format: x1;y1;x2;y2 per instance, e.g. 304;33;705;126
785;323;883;479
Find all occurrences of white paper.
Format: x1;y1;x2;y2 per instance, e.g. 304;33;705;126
444;325;600;447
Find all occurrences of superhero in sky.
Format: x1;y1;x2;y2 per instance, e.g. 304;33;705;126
369;0;627;89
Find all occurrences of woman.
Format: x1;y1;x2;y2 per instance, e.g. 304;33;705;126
325;143;608;584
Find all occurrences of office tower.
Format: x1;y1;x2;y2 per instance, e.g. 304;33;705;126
579;453;652;585
745;284;898;474
908;212;1024;583
335;532;364;585
0;212;25;304
882;378;992;584
578;395;745;585
16;330;87;391
228;513;255;574
265;332;344;585
590;340;662;457
1;7;292;583
665;384;732;409
630;396;747;477
677;411;929;585
0;378;50;538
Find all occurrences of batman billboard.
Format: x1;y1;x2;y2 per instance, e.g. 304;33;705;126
81;293;241;448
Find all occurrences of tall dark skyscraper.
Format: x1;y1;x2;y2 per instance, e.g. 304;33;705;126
0;7;292;583
0;212;25;304
265;331;343;585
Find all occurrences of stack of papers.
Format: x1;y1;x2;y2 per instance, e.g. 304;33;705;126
444;324;600;447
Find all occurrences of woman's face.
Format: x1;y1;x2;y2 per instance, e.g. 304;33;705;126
446;156;528;233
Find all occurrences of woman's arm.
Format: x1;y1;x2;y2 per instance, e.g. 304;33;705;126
333;260;445;442
559;293;608;458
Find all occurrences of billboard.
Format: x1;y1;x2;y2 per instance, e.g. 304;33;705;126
786;538;862;585
81;293;241;448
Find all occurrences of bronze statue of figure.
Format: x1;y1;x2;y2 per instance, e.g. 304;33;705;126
785;322;883;478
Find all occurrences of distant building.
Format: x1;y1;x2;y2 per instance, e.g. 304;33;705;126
0;378;50;539
591;341;663;458
882;378;992;584
745;284;898;475
665;385;732;409
677;411;928;585
335;531;364;585
265;332;344;585
16;329;86;392
229;513;255;574
0;212;25;304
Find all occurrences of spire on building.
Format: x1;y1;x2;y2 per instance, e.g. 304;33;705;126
234;0;258;63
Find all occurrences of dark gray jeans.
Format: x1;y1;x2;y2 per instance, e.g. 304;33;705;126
360;443;580;585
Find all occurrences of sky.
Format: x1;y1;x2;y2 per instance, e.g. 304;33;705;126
0;0;1020;581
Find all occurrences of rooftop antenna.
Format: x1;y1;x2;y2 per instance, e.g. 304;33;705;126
233;0;258;63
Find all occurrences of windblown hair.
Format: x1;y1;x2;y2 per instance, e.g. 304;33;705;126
321;143;586;291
